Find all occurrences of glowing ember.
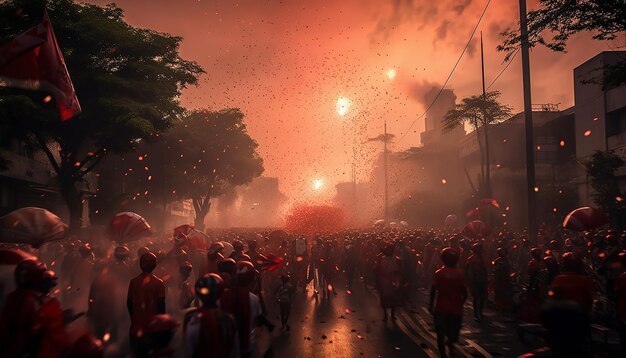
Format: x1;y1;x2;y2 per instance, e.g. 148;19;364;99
43;95;52;103
584;130;592;137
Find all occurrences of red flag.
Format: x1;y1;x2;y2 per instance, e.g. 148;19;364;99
0;11;81;121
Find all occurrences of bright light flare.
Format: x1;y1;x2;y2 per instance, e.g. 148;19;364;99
386;68;397;80
312;178;324;191
336;96;351;117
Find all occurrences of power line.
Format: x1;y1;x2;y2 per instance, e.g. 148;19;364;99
487;48;519;90
397;0;492;145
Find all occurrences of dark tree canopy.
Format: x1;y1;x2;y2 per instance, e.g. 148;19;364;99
499;0;625;55
123;108;264;229
0;0;204;228
443;91;512;131
498;0;626;88
585;150;625;227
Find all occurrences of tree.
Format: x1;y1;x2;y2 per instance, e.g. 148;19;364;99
585;150;625;228
0;0;203;229
498;0;625;89
443;91;512;196
127;108;264;230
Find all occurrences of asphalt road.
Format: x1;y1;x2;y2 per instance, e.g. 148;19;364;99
265;282;430;358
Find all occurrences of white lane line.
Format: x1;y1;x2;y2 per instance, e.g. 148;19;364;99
465;339;493;358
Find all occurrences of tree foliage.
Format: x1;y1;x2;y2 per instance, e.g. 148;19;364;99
443;91;512;131
124;108;264;229
585;150;625;223
498;0;625;55
444;91;512;198
0;0;203;228
498;0;625;88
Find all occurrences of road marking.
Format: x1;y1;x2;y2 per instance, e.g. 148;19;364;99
465;339;493;358
394;315;438;358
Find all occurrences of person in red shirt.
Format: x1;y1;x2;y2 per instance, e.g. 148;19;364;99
220;261;263;357
36;269;71;358
0;259;47;357
127;252;166;358
550;252;596;314
375;243;400;321
144;314;179;358
527;248;546;292
178;261;194;310
492;248;512;317
184;273;239;358
429;248;467;358
466;243;487;321
203;242;225;277
614;251;626;355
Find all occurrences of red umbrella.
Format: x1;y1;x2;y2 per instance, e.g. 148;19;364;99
465;207;480;219
563;207;609;231
462;220;492;238
0;248;37;265
0;207;68;247
185;229;208;250
108;212;151;244
255;253;284;272
479;198;500;209
444;214;458;227
173;224;194;236
173;225;207;250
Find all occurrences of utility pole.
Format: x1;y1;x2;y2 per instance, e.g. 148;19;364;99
384;119;389;224
480;31;492;198
519;0;537;242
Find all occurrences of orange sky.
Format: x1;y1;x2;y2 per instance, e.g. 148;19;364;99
88;0;615;204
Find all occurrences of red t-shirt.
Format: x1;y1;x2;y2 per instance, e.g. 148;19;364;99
36;297;70;358
433;267;466;316
551;272;596;313
614;273;626;322
127;273;166;335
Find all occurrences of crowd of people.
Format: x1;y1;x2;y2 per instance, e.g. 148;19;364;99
0;224;625;357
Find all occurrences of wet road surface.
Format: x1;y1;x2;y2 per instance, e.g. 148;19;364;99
266;283;430;358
